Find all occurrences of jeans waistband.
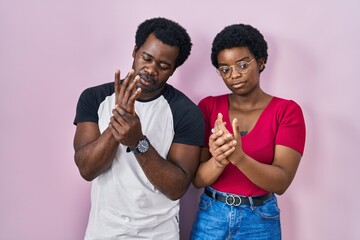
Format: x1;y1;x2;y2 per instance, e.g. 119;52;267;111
205;188;272;207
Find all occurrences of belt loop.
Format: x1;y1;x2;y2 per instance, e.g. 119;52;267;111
248;196;255;210
212;189;216;199
208;187;216;199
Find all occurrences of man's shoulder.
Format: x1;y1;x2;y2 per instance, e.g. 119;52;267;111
162;84;197;108
83;82;114;95
74;82;114;125
79;82;114;103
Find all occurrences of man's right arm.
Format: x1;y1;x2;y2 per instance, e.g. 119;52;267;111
73;122;119;181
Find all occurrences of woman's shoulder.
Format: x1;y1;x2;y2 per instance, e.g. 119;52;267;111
269;96;304;120
271;96;302;109
199;94;229;105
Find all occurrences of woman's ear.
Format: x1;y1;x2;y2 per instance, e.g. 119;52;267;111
258;58;265;71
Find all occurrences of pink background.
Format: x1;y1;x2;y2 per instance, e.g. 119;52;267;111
1;0;359;239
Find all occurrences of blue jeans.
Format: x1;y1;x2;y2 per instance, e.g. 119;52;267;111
190;187;281;240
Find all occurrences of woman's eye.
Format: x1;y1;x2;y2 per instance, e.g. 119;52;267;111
239;63;249;69
221;68;230;73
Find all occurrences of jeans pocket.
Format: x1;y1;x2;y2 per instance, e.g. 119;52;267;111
255;196;280;220
198;193;214;211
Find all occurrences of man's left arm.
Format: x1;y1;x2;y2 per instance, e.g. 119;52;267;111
111;106;201;200
135;142;201;200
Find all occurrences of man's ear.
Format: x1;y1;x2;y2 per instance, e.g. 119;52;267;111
169;68;176;77
132;45;137;58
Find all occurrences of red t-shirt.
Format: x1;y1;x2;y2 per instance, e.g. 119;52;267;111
198;95;306;196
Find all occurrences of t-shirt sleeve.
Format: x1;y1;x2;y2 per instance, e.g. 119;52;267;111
275;100;306;155
73;88;100;125
173;94;205;146
198;97;213;143
173;104;205;147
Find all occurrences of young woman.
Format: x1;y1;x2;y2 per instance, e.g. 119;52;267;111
191;24;306;239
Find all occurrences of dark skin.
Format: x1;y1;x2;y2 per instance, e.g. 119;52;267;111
193;47;302;195
74;33;201;200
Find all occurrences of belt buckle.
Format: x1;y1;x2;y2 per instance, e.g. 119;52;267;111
225;195;241;206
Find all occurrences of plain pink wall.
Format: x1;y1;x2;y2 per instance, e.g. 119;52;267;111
1;0;360;239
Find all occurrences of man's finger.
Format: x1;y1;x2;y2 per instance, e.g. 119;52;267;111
122;75;140;112
117;69;134;106
127;88;142;115
114;69;121;104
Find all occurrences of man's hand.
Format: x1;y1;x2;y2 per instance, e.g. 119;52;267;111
109;106;143;148
110;69;144;147
114;69;141;115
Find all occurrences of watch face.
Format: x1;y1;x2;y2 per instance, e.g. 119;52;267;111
137;138;150;153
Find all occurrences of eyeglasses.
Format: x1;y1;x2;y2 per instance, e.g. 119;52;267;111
217;58;256;79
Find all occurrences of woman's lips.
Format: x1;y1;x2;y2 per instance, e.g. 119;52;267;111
232;81;246;88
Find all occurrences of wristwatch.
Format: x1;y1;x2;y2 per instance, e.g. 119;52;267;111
127;136;150;155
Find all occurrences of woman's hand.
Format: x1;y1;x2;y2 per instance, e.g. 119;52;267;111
209;113;237;167
227;117;246;165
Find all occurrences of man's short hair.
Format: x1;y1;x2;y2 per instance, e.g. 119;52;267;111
135;17;192;69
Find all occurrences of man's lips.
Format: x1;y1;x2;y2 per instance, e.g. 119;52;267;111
137;73;155;86
140;77;151;86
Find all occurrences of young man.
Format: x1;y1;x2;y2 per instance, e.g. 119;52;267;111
73;17;204;239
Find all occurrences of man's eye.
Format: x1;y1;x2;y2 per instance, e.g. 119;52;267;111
159;64;170;71
142;55;151;62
